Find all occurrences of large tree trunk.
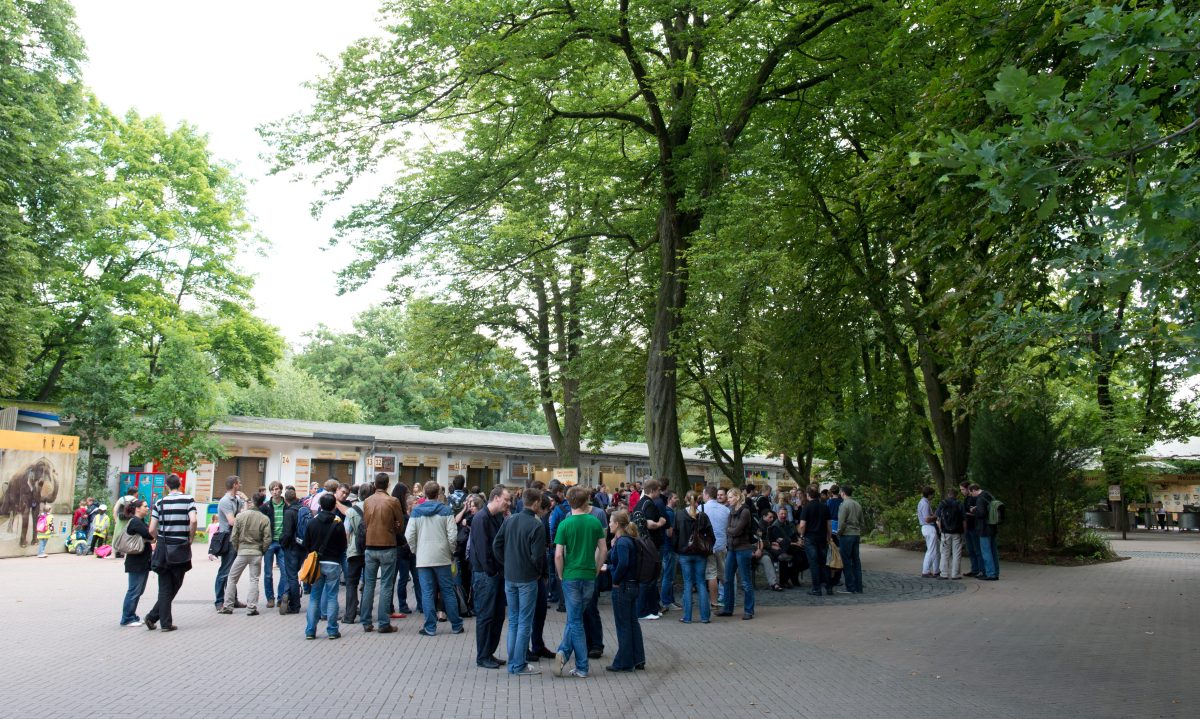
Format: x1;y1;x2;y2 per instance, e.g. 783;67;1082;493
645;201;693;495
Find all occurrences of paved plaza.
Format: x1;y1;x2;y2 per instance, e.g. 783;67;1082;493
4;535;1196;719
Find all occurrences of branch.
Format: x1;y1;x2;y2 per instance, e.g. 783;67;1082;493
1114;115;1200;158
548;105;656;136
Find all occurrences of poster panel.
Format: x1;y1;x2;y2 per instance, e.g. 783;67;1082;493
0;430;79;558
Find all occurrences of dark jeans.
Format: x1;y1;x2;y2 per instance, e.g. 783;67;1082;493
530;576;549;654
147;566;188;627
838;535;863;593
583;577;603;653
636;579;660;617
473;572;505;662
965;528;982;574
283;547;303;612
804;537;831;593
659;545;677;606
548;548;563;608
394;550;419;613
214;548;238;607
345;554;365;622
120;571;149;624
610;583;644;670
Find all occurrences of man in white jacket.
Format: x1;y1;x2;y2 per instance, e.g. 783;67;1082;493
405;481;464;637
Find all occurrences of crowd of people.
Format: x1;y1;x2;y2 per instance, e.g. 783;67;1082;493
106;472;1002;675
918;481;1004;581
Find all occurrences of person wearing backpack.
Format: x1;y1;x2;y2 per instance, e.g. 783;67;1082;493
303;492;348;640
674;491;713;623
604;509;645;672
277;487;305;615
632;479;667;620
719;488;757;619
90;505;111;557
344;485;367;624
936;489;966;580
492;486;544;676
550;486;607;678
35;508;54;558
968;484;999;581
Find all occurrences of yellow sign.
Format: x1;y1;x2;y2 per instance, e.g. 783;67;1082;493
340;452;361;460
469;458;485;469
0;430;79;454
247;447;271;458
315;450;337;459
401;455;420;467
553;468;579;486
421;455;441;466
488;459;503;470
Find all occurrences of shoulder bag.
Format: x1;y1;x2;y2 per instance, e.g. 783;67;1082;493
299;517;341;584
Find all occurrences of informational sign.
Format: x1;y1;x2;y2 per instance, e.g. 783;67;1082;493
553;468;579;486
1108;484;1122;501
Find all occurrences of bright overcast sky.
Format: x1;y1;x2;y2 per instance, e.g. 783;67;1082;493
71;1;391;346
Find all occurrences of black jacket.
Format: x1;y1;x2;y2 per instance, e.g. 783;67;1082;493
493;509;546;583
258;498;287;537
303;511;347;562
280;501;301;549
123;516;153;573
673;509;712;554
469;506;504;575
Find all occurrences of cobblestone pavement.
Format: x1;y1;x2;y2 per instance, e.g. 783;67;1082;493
754;569;967;607
3;537;1195;719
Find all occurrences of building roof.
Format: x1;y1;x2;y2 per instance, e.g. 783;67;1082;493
216;415;792;469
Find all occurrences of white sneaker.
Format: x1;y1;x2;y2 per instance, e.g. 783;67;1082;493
126;620;144;627
640;613;661;621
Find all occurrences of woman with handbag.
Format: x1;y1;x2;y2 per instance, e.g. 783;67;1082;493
119;500;153;626
673;491;714;624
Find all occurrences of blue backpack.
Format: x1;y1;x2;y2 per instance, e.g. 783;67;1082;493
296;504;312;545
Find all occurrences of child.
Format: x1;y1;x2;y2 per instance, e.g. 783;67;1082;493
36;508;54;558
90;505;110;556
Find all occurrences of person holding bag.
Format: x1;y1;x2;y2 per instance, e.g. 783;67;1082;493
145;474;196;632
119;499;153;626
674;491;714;624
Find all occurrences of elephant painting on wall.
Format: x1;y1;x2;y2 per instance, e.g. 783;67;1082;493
0;431;79;558
0;456;60;547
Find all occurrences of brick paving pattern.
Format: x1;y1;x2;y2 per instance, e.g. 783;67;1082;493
2;537;1195;719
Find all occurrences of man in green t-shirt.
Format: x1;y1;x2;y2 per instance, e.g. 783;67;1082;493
553;486;607;678
258;481;289;608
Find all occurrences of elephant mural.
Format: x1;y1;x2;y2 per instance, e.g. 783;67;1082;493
1;457;59;547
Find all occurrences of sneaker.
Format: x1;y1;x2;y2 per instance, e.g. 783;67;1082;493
144;618;157;631
670;602;683;610
159;625;178;632
278;603;288;616
418;628;437;637
266;600;275;608
216;607;233;615
514;666;541;676
477;658;502;669
639;613;661;621
328;633;342;640
451;626;465;634
305;634;316;640
565;668;588;679
555;650;568;676
390;612;408;619
247;609;259;616
126;620;144;627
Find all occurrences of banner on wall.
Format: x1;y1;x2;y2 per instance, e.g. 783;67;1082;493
0;430;79;558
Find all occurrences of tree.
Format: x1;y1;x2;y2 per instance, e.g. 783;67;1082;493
224;359;364;424
265;0;876;483
0;0;84;395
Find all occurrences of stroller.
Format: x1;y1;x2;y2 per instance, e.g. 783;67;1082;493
66;530;89;556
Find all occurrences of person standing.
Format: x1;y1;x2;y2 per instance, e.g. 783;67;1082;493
257;481;289;609
798;486;833;596
604;510;645;672
113;487;136;558
658;489;679;611
304;493;348;639
553;486;607;678
936;489;966;580
918;486;941;577
826;484;843;536
961;480;982;577
837;486;865;593
406;480;464;637
969;485;1000;581
361;473;406;632
493;486;545;676
471;486;510;669
528;492;556;663
278;487;304;615
213;476;245;610
219;493;272;615
701;484;730;611
583;493;608;659
674;491;713;623
35;507;54;558
344;484;366;624
119;500;153;625
719;488;756;619
145;474;196;632
632;479;667;620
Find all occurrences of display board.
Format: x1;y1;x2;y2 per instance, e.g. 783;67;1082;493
0;430;79;558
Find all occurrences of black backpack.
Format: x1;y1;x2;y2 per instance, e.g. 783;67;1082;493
938;500;964;532
633;535;661;584
631;497;651;537
352;505;367;555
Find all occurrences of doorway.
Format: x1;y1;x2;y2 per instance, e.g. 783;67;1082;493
312;460;356;486
214;456;267;498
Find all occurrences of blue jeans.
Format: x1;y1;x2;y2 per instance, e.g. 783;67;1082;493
582;577;603;653
214;548;237;606
418;565;462;634
283;547;303;611
678;554;709;622
557;579;594;674
965;529;983;574
37;538;48;555
721;548;755;616
305;562;342;637
610;583;644;670
263;541;287;601
120;571;149;624
839;535;863;593
659;545;677;606
979;534;999;579
394;550;419;613
473;572;505;662
504;579;538;673
804;537;830;593
361;548;397;627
